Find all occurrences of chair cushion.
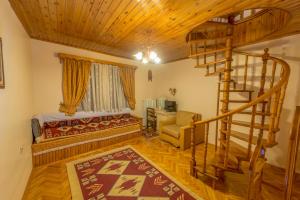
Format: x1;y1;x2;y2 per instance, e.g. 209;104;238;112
162;124;181;139
176;111;195;126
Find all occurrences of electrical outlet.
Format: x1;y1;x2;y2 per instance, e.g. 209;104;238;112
19;145;24;154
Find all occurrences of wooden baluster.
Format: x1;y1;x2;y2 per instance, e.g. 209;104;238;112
189;41;193;57
259;48;269;96
248;133;265;200
214;35;217;72
267;61;277;113
243;55;249;90
190;117;196;177
204;40;208;74
248;104;257;159
196;42;200;67
256;49;269;149
284;106;300;200
273;82;288;135
240;11;244;20
268;90;281;145
215;73;222;152
224;115;232;168
203;122;209;173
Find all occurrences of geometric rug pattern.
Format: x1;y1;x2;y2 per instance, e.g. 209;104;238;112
44;114;139;139
67;145;202;200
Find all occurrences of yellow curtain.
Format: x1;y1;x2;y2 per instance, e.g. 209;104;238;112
59;58;91;115
119;67;136;110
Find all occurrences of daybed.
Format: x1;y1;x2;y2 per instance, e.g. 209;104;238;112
31;110;142;167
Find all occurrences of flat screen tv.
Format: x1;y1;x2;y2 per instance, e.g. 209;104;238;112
165;100;176;112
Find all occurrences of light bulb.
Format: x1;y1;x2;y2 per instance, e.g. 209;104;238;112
142;58;149;64
149;51;157;60
134;52;143;60
154;57;161;64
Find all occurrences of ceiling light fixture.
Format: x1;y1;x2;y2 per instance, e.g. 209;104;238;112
133;47;161;64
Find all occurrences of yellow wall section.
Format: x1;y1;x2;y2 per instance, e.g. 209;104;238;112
0;1;33;199
30;40;156;120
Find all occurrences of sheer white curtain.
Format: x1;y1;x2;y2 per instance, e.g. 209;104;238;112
81;63;128;112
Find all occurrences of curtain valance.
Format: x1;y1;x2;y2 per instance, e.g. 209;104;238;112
58;53;137;70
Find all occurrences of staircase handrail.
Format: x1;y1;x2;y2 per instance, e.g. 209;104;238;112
193;51;290;126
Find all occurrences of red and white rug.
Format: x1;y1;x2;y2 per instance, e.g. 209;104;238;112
67;146;202;200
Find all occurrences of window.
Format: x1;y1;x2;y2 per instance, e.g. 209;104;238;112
80;63;128;112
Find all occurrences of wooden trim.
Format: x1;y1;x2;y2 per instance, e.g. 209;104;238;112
32;130;141;167
57;53;137;69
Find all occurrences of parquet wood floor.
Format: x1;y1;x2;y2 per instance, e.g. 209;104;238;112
22;136;300;200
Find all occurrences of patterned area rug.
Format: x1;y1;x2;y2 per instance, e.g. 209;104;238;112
67;146;202;200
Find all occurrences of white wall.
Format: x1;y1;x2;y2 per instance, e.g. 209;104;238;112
153;58;219;142
155;34;300;170
241;35;300;170
30;40;155;120
0;1;33;199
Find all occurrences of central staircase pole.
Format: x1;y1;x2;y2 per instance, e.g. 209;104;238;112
220;22;233;146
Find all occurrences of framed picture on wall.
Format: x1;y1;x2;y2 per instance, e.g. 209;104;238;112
0;38;4;88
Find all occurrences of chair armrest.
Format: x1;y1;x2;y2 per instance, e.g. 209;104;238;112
179;124;205;150
180;125;191;130
179;126;192;150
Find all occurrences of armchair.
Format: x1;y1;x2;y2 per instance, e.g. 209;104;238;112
159;110;204;150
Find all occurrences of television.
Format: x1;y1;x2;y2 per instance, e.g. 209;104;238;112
165;100;176;112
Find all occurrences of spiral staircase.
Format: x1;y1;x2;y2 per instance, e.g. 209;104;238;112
187;8;291;199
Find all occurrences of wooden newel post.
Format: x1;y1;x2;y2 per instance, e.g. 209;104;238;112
190;115;196;177
220;24;233;147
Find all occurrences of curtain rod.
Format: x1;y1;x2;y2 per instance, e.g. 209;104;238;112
57;53;137;69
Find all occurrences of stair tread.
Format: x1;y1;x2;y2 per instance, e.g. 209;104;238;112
231;110;271;116
221;129;266;145
211;150;245;173
220;89;254;92
220;79;237;83
221;100;268;104
223;119;270;130
190;48;229;58
219;140;249;160
221;99;250;103
195;59;226;68
205;68;233;77
211;150;240;170
197;44;226;49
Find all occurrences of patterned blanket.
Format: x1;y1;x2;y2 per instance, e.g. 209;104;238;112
43;114;140;140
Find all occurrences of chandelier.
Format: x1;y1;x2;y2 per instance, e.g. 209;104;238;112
133;47;161;64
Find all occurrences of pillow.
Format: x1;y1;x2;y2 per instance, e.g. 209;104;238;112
31;118;42;139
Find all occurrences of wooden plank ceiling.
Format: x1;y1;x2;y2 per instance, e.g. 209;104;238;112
9;0;300;63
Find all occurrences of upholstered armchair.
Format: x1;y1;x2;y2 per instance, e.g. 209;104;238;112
159;111;205;150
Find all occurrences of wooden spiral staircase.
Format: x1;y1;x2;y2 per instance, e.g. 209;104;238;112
186;8;291;200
